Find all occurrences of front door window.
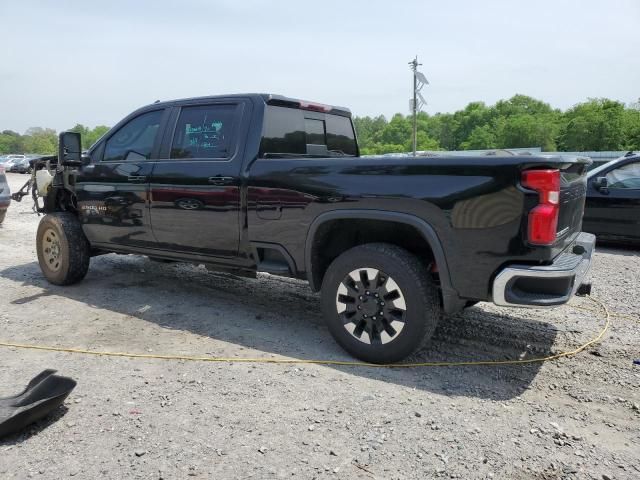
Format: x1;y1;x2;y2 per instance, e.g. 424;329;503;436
606;162;640;189
103;110;163;162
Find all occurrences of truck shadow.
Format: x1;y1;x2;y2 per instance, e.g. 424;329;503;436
0;255;561;401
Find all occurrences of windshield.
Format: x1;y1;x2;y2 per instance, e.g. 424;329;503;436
588;156;635;178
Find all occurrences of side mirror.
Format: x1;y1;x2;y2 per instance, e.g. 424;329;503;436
593;176;609;193
58;131;83;166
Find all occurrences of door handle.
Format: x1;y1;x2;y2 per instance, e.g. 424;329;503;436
127;175;147;183
208;176;234;186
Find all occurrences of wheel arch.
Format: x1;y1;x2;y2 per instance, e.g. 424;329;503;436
304;210;464;314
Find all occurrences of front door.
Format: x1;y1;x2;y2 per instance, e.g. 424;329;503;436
75;109;167;248
149;101;247;257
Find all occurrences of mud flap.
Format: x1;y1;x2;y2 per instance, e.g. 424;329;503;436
0;370;77;438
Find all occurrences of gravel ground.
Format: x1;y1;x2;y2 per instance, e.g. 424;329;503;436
0;172;638;480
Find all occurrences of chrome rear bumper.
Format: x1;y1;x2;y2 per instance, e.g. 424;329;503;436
492;232;595;308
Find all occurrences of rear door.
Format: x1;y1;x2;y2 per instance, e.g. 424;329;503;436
148;100;249;257
583;160;640;241
76;108;168;248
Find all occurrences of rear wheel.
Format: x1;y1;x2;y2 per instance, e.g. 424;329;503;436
36;213;90;285
320;243;441;363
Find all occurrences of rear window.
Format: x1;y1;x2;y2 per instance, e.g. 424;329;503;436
259;106;357;158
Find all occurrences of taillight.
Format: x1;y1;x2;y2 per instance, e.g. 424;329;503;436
522;169;560;245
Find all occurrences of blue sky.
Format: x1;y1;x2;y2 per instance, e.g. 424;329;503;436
1;0;638;132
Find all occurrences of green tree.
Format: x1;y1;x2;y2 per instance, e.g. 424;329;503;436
622;106;640;150
452;101;495;148
495;114;559;151
84;125;110;149
353;115;387;148
374;114;412;146
413;130;440;151
22;127;57;154
0;130;24;154
422;113;458;150
494;94;555;117
559;99;625;151
460;125;497;150
67;124;111;149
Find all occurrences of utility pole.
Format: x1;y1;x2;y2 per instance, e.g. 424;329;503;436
408;56;428;157
409;56;420;156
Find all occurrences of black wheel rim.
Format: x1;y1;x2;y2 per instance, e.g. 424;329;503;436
335;268;407;345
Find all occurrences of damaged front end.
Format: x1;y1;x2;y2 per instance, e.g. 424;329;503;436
11;131;83;214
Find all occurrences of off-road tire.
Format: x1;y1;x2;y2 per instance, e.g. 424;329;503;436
36;213;90;285
320;243;441;364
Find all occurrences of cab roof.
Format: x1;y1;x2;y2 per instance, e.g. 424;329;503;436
141;94;352;117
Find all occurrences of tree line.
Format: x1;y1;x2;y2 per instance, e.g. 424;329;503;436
0;124;109;155
1;95;639;156
354;95;640;155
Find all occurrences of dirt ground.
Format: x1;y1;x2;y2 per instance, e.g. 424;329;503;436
0;172;638;480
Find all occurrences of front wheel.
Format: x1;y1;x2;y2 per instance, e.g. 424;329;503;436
320;243;441;364
36;213;90;285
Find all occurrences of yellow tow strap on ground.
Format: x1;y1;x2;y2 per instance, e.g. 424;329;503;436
0;298;618;368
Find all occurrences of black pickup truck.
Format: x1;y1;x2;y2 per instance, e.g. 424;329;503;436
21;94;595;363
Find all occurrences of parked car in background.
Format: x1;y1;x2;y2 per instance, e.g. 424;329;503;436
583;152;640;245
0;154;26;170
0;165;10;223
8;157;34;174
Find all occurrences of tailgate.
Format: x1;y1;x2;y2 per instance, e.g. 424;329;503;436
556;158;590;247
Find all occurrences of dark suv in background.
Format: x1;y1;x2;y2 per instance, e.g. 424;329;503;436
583;152;640;245
8;157;34;174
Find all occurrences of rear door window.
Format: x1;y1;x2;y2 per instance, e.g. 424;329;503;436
171;104;238;159
259;106;306;157
326;115;358;156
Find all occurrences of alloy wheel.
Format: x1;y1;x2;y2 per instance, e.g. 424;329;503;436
335;268;407;345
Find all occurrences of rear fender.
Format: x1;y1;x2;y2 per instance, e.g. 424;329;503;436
305;210;465;314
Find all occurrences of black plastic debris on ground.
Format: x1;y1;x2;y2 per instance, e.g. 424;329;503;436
0;370;76;438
